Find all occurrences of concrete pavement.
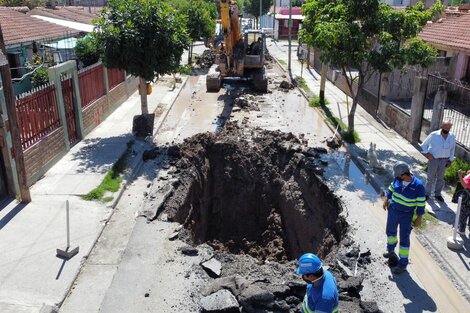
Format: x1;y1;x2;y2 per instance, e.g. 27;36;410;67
0;75;188;312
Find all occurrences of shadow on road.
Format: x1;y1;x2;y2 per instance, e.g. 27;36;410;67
390;271;437;313
0;200;26;231
71;134;134;174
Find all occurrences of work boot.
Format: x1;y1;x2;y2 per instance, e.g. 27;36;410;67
391;266;407;274
435;195;445;202
383;251;396;258
383;251;399;267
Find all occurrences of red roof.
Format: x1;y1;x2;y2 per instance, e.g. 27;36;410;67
0;7;77;46
29;6;100;24
419;14;470;53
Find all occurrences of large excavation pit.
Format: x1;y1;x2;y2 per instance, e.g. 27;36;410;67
160;123;348;262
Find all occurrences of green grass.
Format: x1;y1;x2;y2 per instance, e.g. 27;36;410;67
82;140;134;202
308;95;360;144
102;196;114;203
295;76;310;93
279;59;287;66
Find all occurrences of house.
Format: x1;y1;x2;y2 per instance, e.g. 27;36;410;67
29;5;101;25
0;6;80;94
419;12;470;83
266;6;303;40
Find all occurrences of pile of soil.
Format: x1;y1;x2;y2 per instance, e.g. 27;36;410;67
160;122;346;261
148;123;380;312
197;49;216;69
233;95;260;111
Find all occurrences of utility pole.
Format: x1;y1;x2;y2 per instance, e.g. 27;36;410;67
259;0;262;29
273;0;276;39
0;23;31;203
288;0;292;73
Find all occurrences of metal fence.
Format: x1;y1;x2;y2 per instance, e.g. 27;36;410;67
78;63;105;108
16;83;60;150
425;74;470;148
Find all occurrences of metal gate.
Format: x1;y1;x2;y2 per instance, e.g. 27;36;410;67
420;74;470;148
61;77;78;146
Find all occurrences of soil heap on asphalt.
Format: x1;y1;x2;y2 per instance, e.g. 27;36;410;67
147;123;381;312
161;122;346;261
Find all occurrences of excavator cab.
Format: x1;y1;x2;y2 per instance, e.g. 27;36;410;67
206;0;268;93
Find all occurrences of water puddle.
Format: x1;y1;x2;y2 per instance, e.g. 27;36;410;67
327;150;380;202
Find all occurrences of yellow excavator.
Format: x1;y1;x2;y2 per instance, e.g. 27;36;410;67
206;0;268;92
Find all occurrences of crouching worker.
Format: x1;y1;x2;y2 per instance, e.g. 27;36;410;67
296;253;339;313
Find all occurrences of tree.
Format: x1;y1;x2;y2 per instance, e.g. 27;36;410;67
94;0;189;115
245;0;273;29
170;0;217;64
301;0;443;140
75;35;101;68
0;0;48;8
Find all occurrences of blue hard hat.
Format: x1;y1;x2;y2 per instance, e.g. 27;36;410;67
296;253;323;275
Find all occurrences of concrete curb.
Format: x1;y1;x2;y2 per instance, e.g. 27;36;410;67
154;75;189;136
57;76;189;309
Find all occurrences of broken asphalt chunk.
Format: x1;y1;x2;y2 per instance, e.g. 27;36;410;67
201;257;222;278
179;246;198;256
200;290;240;313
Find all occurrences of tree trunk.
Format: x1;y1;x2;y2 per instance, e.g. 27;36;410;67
139;77;149;115
347;73;364;135
320;63;327;102
188;42;193;65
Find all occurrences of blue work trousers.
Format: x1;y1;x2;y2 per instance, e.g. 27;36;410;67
386;207;413;267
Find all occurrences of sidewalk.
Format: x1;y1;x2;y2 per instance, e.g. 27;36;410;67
0;76;188;312
267;39;470;304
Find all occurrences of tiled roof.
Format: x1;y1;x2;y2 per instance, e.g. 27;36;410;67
419;14;470;53
0;7;78;46
30;6;100;24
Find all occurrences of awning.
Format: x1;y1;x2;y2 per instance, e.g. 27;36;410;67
273;13;304;21
43;37;78;49
32;15;94;32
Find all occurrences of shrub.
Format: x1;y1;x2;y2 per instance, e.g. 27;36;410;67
75;35;101;67
445;157;470;186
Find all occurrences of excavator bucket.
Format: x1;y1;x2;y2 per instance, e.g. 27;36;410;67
252;68;268;92
206;64;222;92
206;74;222;92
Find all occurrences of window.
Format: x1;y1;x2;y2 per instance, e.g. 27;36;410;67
6;53;21;79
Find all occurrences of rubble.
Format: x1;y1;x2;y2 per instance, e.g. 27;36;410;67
143;123;380;312
200;289;240;313
201;257;222;278
233;96;260;111
196;49;216;69
279;80;294;90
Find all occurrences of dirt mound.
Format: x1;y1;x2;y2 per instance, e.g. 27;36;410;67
233;95;260;111
160;123;347;262
196;49;216;69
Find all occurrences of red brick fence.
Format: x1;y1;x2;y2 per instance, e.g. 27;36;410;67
14;62;137;186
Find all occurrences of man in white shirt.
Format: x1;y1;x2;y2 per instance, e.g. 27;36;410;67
420;120;456;202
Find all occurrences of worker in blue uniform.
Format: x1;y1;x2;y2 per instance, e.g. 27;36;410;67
296;253;339;313
383;161;426;274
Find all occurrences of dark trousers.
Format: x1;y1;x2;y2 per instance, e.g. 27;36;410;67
458;205;470;232
386;207;413;267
